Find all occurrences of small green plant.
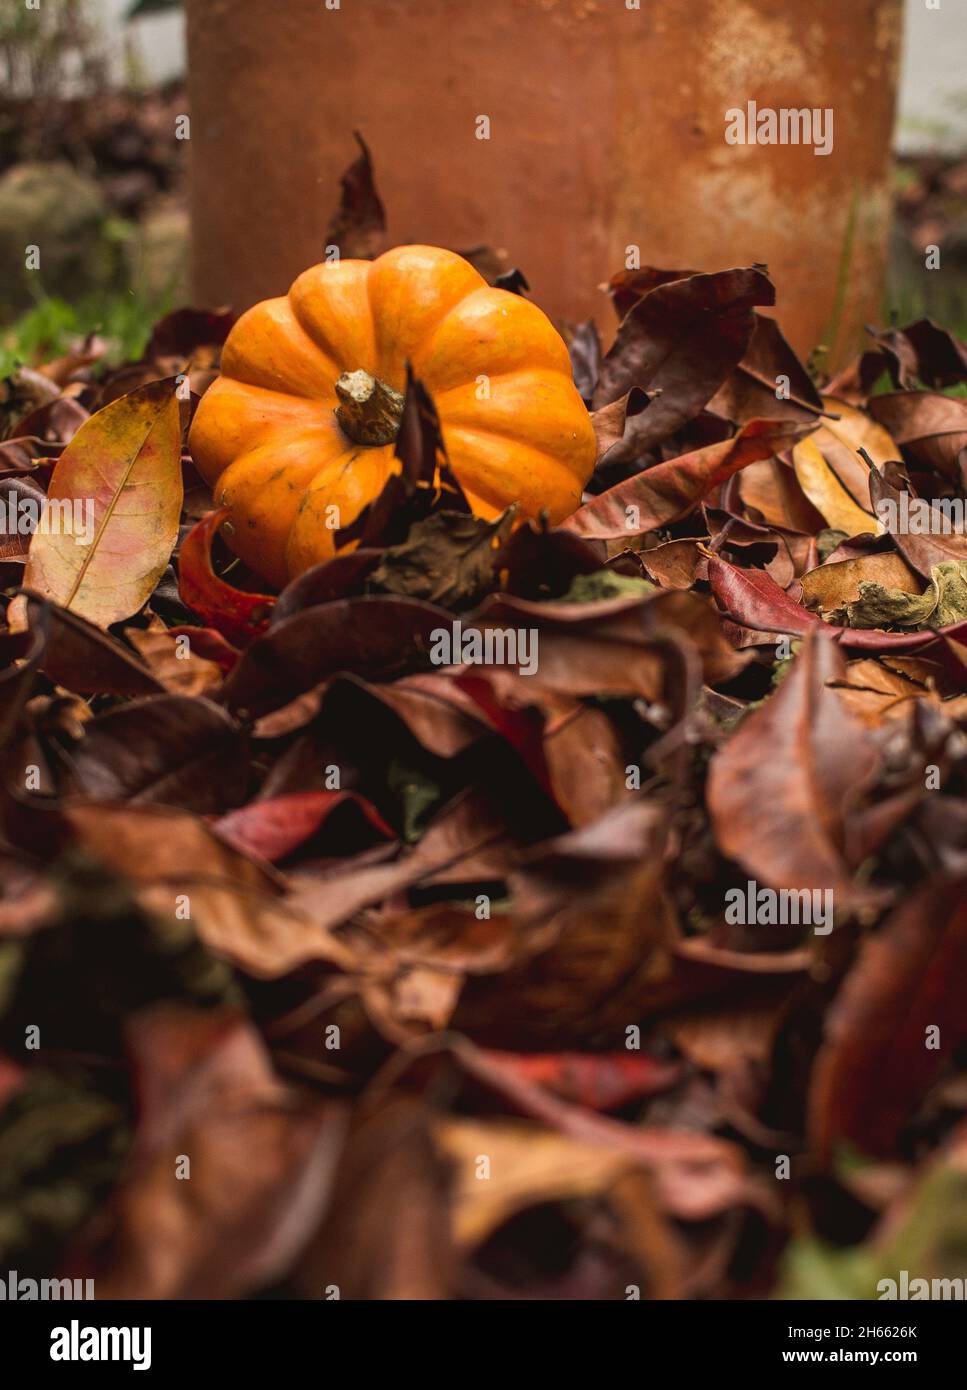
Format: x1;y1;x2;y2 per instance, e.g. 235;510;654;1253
0;287;174;376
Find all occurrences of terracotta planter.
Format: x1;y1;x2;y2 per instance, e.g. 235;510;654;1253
186;0;903;367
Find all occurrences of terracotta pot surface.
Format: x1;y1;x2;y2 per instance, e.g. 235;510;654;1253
186;0;903;367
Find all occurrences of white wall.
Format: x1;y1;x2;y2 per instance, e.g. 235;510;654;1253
96;0;185;87
897;0;967;153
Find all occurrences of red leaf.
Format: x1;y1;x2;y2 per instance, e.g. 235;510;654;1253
564;419;806;541
809;876;967;1160
706;629;882;908
178;509;276;646
215;790;394;863
707;555;948;653
708;555;827;636
452;671;554;797
0;1057;24;1108
477;1049;681;1111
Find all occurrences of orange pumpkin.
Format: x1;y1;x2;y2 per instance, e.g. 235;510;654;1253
188;244;596;587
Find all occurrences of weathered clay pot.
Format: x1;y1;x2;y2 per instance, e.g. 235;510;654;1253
186;0;903;366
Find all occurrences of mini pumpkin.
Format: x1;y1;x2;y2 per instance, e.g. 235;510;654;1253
188;244;596;586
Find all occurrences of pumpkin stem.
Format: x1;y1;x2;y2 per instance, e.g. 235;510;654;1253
334;369;405;446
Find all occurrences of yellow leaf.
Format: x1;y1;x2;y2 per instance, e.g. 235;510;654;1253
792;435;877;537
821;396;900;469
24;379;183;627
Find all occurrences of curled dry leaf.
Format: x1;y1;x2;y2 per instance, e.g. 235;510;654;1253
809;876;967;1161
706;630;882;909
442;1038;768;1225
709;312;825;425
220;595;450;716
454;800;679;1048
178;508;276;646
565;419;807;541
707;554;955;652
592;266;775;460
68;695;249;815
63;802;354;979
812;397;901;503
435;1113;685;1288
868;466;967;579
291;1096;452;1300
215;790;395;864
800;550;922;615
124;625;226;697
868;390;967;479
323;130;387;262
7;595;165;713
73;1005;346;1299
792;434;877;537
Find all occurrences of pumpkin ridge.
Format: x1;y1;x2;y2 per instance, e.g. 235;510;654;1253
442;424;586;519
284;441;397;575
412;286;575;393
214;376;335;412
438;406;594;480
365;246;488;386
220;297;338;402
373;275;486;377
441;416;591;466
286;292;352;381
213;430;346;588
408;284;510;377
188;379;336;497
288;260;377;380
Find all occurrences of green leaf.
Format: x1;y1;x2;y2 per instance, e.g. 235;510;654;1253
553;569;655;604
827;561;967;630
386;758;443;844
0;1071;129;1272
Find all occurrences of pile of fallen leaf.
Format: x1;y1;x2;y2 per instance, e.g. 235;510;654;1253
2;146;967;1301
894;152;967;265
0;81;188;219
